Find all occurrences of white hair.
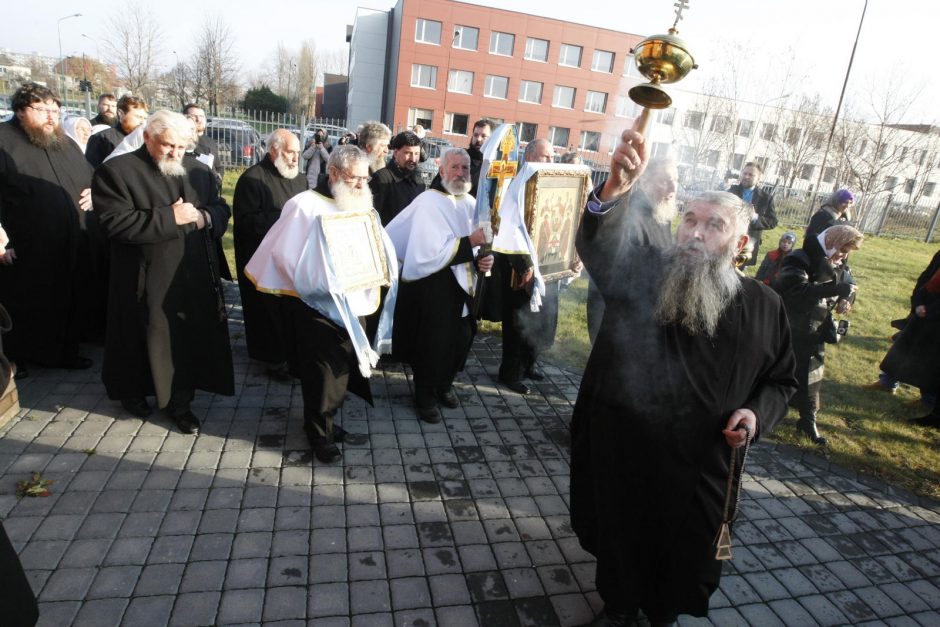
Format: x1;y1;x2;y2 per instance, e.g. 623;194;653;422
145;110;194;143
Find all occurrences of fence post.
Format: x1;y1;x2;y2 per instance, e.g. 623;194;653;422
875;194;893;236
925;200;940;243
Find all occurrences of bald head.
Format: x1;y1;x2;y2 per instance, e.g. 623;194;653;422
524;139;554;163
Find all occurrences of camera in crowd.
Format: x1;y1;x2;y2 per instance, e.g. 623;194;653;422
836;319;850;341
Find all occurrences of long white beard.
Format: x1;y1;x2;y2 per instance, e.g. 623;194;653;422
157;155;186;177
274;153;299;179
442;176;471;196
332;180;374;212
655;239;741;337
651;196;677;224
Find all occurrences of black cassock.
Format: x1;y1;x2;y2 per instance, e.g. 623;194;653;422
0;118;95;365
92;147;234;407
571;201;797;619
85;125;127;168
232;155;307;363
195;134;225;186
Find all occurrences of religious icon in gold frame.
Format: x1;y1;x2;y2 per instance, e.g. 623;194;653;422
523;167;591;282
319;211;391;292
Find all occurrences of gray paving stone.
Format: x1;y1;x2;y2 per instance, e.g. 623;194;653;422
225;558;268;589
122;594;175;626
168;591;221;626
310;552;349;583
38;566;97;601
263;586;307;621
179;560;227;593
349;579;391;614
798;593;850;626
72;597;128;627
386;548;425;578
35;601;81;627
267;555;308;587
389;577;432;610
218;588;265;624
349;551;387;580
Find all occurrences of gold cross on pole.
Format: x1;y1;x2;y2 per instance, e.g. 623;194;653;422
485;131;519;234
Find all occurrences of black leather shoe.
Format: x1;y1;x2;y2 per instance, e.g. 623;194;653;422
172;411;201;435
437;386;459;408
304;424;341;462
796;418;827;445
525;368;545;381
499;378;530;395
121;397;152;418
332;424;348;443
416;404;442;424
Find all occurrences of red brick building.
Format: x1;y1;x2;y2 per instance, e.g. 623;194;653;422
348;0;647;155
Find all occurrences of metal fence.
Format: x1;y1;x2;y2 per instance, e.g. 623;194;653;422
771;186;940;243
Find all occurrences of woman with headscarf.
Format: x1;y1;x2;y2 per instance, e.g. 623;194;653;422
774;225;864;444
62;116;93;153
806;189;854;242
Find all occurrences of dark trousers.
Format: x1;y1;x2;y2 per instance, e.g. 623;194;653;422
0;522;39;627
499;280;559;382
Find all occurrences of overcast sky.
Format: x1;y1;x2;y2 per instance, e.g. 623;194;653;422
2;0;935;123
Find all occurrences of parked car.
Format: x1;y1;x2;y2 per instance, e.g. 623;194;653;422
206;117;254;131
416;136;453;187
205;125;263;167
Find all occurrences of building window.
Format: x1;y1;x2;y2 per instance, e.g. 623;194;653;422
579;130;601;151
786;127;801;145
415;19;442;45
811;131;825;149
885;176;898;190
410;64;437;89
732;153;746;170
624;54;644;78
408;108;433;131
925;181;936;197
615;96;640;118
652;142;671;157
516;122;538;143
447;69;474;94
584;91;607;114
800;164;815;180
484;75;509;99
756;156;770;172
592;49;615;73
524;37;549;62
519;80;543;104
761;123;776;141
678;146;695;165
490;31;515;56
453;25;479;50
548;126;570;148
552;85;576;109
559;43;583;67
657;109;676;126
705;150;720;167
683;111;703;130
777;160;793;177
823;166;836;183
736;119;753;137
444;113;470;135
709;115;729;134
904;178;916;194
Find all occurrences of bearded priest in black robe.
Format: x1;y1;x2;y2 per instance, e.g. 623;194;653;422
85;94;149;168
385;148;494;424
571;123;797;626
92;110;234;435
0;83;95;377
233;129;307;380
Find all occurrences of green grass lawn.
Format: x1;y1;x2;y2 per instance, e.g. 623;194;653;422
219;168;940;501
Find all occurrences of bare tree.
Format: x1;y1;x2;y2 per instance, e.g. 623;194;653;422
769;95;829;189
672;91;731;185
192;16;240;115
295;41;317;116
104;4;162;101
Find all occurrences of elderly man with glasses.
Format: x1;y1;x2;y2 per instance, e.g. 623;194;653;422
0;83;95;379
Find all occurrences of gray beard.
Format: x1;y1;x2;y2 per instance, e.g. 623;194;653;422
655;240;741;337
24;124;64;150
651;196;677;224
332;180;374;212
157;156;186;177
369;152;386;173
442;177;471;196
274;154;299;179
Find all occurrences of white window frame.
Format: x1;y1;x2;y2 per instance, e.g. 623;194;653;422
552;85;576;109
489;31;515;56
453;25;479;50
447;69;474;94
524;37;549;62
518;80;543;104
444;112;470;136
558;43;582;68
408;108;434;131
584;90;607;114
591;49;615;73
579;130;601;151
484;75;509;99
548;126;570;148
415;18;442;45
410;64;438;89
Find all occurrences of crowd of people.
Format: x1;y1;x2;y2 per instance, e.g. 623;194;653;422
1;80;937;627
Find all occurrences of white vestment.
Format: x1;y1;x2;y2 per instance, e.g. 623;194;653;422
384;188;479;316
244;190;399;377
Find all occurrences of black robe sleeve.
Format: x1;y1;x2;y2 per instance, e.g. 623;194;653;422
92;160;182;245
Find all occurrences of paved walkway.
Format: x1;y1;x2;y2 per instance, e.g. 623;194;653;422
2;289;940;626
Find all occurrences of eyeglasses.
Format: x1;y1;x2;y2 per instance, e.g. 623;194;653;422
343;174;371;185
28;105;60;116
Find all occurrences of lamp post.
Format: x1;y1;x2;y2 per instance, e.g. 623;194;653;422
57;13;82;105
805;0;868;221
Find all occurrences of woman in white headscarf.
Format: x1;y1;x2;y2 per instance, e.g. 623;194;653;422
62;116;93;153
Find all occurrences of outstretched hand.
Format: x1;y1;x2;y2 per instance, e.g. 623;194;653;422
599;108;650;202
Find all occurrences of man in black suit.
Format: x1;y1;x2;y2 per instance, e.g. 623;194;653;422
728;162;777;267
184;104;224;186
